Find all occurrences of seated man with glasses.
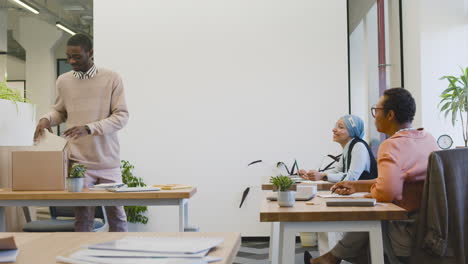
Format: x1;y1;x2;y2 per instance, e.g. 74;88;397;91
305;88;438;264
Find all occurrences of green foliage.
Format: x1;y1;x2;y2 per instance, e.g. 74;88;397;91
270;175;294;192
439;67;468;147
0;75;30;103
69;164;86;178
121;160;148;224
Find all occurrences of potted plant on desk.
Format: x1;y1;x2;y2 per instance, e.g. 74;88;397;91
67;164;86;192
270;175;295;207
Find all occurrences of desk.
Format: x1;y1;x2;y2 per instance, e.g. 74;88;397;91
4;232;240;264
260;191;408;264
0;188;197;232
261;181;334;191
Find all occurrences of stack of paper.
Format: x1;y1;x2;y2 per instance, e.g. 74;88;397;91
57;237;224;264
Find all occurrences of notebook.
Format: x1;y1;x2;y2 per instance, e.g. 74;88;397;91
326;198;376;207
152;184;192;190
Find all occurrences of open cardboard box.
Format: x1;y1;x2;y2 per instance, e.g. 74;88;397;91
12;132;69;191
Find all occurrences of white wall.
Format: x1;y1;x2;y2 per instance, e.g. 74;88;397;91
349;3;380;147
95;0;348;235
6;55;25;80
14;17;63;119
403;0;468;147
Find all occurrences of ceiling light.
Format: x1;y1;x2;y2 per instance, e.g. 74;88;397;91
56;22;76;35
11;0;39;14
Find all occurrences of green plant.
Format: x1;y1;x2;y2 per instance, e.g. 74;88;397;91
439;67;468;147
270;175;294;192
121;160;148;224
69;164;86;178
0;75;30;103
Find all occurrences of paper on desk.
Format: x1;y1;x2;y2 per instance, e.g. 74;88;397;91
88;237;224;254
204;256;223;263
301;180;331;185
0;250;18;263
317;192;369;198
58;255;208;264
67;253;223;264
76;248;209;258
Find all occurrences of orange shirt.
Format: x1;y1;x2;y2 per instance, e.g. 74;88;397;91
370;129;438;212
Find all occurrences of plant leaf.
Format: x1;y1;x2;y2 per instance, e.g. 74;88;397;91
440;101;451;112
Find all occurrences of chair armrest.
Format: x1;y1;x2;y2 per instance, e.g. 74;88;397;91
22;207;32;222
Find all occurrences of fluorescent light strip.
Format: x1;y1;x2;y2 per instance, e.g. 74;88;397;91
56;23;76;35
12;0;39;14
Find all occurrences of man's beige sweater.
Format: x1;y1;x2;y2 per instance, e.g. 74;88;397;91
42;68;129;170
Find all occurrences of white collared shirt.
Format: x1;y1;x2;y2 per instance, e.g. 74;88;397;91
73;64;98;80
325;139;371;183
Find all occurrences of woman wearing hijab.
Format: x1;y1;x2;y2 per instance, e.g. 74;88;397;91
299;114;377;183
298;115;377;254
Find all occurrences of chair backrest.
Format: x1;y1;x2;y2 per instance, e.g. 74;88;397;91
411;148;468;264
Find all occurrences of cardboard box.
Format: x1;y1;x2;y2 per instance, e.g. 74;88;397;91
12;132;68;191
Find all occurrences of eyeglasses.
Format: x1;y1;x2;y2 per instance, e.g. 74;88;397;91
371;106;387;118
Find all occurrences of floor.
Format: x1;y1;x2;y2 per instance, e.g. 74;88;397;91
233;239;319;264
234;238;351;264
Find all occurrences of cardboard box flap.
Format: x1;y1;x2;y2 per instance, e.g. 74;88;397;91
0;236;17;250
30;131;68;151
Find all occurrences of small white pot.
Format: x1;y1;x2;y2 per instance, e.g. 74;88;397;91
277;191;295;207
67;178;84;192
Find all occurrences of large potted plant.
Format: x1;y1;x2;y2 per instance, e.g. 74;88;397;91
67;164;86;192
270;175;295;207
438;67;468;147
121;160;148;226
0;75;35;146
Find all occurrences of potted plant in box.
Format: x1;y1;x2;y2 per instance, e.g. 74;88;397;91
0;75;36;146
438;67;468;147
68;163;86;192
270;175;295;207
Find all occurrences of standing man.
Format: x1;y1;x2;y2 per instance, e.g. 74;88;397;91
34;34;129;232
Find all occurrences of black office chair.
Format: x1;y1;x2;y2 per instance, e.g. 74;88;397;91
22;206;108;232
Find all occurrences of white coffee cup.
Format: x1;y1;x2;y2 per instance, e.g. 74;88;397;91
297;184;317;196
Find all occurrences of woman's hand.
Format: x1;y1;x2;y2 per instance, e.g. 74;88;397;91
305;170;324;181
298;169;308;179
330;181;356;195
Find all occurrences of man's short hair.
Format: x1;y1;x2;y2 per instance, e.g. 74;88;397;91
383;87;416;124
67;34;93;52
